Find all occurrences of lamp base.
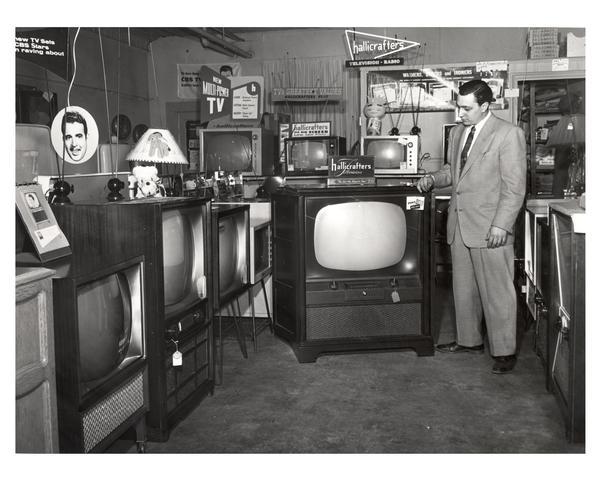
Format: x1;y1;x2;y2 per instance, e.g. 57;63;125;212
107;177;125;202
50;180;73;204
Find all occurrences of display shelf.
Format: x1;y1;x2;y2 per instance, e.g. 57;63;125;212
509;60;585;199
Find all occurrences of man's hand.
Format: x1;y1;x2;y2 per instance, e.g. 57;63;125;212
417;174;434;193
485;226;508;248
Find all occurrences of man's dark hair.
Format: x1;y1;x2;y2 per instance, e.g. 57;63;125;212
61;110;88;135
219;65;233;75
459;79;495;105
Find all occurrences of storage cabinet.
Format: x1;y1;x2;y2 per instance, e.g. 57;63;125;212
16;267;59;453
548;201;585;443
508;58;585;199
518;79;584;197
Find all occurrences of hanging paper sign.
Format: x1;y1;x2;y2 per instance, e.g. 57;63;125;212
232;81;261;120
271;87;343;102
16;28;71;80
178;64;248;100
178;64;203;99
199;66;232;124
290;122;331;137
344;30;419;67
327;155;375;186
366;62;509;112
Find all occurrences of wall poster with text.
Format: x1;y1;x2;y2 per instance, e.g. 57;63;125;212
366;61;508;112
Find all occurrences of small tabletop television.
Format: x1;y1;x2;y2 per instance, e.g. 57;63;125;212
284;136;346;176
361;135;419;174
198;127;276;176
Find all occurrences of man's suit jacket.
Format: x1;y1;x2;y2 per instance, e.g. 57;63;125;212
431;114;526;248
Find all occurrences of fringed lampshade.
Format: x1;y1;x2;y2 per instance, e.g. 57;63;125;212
125;128;188;165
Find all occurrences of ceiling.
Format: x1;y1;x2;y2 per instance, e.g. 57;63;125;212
99;27;296;58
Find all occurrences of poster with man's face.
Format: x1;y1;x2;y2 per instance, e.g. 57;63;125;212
50;106;99;164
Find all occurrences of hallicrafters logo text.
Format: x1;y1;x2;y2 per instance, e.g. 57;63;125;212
344;30;420;60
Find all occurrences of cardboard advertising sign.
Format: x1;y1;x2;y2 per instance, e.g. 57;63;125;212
198;66;232;124
327;155;376;186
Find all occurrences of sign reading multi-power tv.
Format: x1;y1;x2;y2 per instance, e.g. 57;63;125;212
180;66;263;121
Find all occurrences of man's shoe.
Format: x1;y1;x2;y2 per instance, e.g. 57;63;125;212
492;355;517;374
435;342;484;354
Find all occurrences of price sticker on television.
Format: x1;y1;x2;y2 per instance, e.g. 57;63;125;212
406;196;425;210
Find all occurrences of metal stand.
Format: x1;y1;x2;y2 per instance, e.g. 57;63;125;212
215;277;272;384
216;290;252;386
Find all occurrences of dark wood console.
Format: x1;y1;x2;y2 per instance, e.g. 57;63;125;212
271;184;435;362
52;197;214;443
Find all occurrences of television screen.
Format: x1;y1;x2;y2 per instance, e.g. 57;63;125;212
305;196;421;280
78;273;130;383
361;135;418;174
252;222;271;281
161;205;207;315
204;132;252;172
289;140;329;170
217;210;248;301
76;261;143;391
314;202;406;271
162;210;193;306
219;216;239;293
364;139;406;170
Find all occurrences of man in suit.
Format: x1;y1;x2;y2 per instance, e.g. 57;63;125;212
417;79;526;374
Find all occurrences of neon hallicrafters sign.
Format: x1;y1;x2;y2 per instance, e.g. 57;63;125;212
344;30;420;61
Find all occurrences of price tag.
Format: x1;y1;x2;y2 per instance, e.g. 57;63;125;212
391;291;400;303
172;338;182;366
173;350;182;366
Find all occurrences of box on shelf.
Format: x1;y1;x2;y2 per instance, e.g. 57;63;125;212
528;28;558;46
530;44;560;59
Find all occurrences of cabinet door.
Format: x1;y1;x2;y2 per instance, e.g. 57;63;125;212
15;272;59;453
518;78;585;198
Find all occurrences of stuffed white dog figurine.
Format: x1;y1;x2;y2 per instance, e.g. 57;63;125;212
132;165;165;198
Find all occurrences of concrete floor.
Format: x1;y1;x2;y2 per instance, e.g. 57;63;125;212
118;276;584;454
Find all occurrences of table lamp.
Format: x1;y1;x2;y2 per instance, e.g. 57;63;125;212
125;128;188;198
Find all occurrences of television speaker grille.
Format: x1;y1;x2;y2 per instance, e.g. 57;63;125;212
306;303;421;340
82;371;144;452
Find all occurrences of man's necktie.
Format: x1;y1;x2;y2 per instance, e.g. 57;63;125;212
460;126;476;173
